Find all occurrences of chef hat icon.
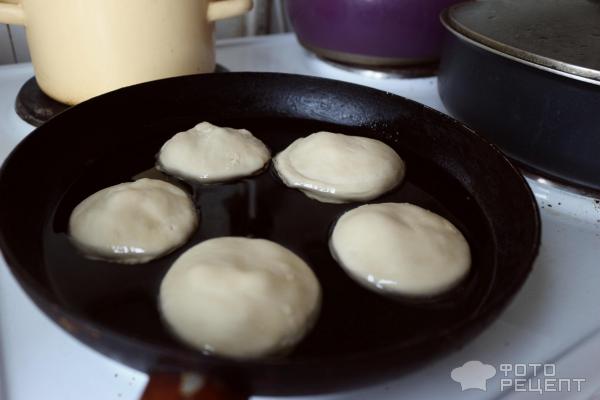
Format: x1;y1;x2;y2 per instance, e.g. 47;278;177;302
451;360;497;391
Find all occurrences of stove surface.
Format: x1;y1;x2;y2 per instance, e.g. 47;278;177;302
1;34;600;400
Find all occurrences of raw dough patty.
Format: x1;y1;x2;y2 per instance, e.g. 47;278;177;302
330;203;471;297
69;178;197;264
159;237;321;359
273;131;405;203
158;121;271;183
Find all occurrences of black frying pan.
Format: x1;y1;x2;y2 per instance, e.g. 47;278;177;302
0;73;540;398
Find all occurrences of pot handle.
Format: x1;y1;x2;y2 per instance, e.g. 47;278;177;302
141;373;248;400
207;0;252;22
0;0;25;25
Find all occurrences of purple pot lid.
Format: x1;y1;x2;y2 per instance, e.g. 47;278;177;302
444;0;600;84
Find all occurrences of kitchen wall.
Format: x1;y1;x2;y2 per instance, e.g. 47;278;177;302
0;0;289;65
217;0;290;39
0;25;29;64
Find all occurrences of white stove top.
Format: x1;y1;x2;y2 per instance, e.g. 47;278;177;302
1;34;600;400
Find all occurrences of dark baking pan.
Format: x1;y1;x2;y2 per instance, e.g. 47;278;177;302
0;73;540;398
438;0;600;192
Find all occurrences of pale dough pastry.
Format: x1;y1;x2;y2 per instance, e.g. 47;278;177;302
330;203;471;297
159;237;321;359
273;131;405;203
69;178;197;264
158;121;271;183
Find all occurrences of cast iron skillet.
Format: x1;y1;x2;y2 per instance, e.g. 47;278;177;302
0;73;540;398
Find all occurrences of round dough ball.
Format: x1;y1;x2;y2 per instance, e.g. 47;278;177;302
69;178;197;264
158;121;271;183
330;203;471;297
274;131;405;203
159;237;321;359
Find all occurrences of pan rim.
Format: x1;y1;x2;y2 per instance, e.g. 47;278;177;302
440;6;600;86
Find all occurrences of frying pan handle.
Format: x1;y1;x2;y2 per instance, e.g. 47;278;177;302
207;0;252;22
141;373;248;400
0;0;25;25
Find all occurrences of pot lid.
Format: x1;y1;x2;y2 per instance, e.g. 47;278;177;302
442;0;600;85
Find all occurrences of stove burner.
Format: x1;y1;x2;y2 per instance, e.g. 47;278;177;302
15;64;230;127
314;54;438;79
15;77;69;127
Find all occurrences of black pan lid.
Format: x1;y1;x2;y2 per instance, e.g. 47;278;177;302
442;0;600;85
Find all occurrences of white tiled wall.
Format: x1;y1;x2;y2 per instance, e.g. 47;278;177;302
0;25;13;65
10;25;29;62
0;25;29;64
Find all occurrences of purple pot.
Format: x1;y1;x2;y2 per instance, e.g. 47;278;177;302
286;0;462;66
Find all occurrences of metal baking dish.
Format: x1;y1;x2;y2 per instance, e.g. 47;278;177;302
438;0;600;191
